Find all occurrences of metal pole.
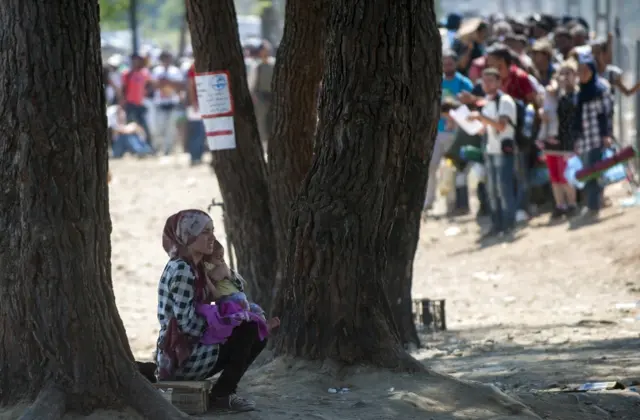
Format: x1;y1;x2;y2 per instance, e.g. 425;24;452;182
566;0;581;19
593;0;611;36
615;17;624;145
129;0;139;55
533;0;542;12
178;13;188;58
635;40;640;170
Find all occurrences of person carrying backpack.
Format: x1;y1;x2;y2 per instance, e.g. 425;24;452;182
486;44;540;222
467;68;518;238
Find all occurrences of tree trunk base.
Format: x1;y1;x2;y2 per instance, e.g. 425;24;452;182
17;371;190;420
245;357;540;418
18;381;66;420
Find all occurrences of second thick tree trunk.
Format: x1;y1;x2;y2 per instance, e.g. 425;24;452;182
273;0;441;368
186;0;277;309
268;0;327;300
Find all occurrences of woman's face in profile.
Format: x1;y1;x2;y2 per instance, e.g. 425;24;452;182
190;221;216;255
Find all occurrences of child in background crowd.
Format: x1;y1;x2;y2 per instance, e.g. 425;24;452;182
536;60;579;220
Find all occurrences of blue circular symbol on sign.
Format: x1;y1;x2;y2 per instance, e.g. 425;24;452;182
213;75;226;90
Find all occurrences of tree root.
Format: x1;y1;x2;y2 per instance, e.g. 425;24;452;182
394;349;427;373
123;370;190;420
18;370;190;420
18;381;66;420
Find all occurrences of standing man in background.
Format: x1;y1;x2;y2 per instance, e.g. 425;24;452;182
121;53;153;145
424;49;473;212
252;41;275;146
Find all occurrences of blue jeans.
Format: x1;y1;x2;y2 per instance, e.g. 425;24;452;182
583;147;603;211
515;152;530;212
125;103;152;144
187;120;206;163
485;154;517;231
112;133;153;158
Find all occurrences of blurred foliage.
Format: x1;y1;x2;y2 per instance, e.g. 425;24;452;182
100;0;132;26
101;0;264;30
251;0;272;15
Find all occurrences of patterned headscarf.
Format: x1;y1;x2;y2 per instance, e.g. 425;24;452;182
162;209;212;259
162;209;212;301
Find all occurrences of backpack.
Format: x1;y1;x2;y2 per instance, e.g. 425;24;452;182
495;93;537;151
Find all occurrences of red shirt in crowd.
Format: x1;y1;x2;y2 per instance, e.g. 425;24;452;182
121;67;150;106
502;65;535;102
187;64;198;108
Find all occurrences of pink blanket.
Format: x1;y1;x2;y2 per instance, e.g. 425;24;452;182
196;301;269;345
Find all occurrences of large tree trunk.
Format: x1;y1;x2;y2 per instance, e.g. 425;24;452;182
186;0;277;309
268;0;327;301
0;2;187;419
384;158;429;349
272;0;441;369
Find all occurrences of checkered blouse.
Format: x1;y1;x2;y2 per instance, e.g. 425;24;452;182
156;258;219;380
574;91;614;155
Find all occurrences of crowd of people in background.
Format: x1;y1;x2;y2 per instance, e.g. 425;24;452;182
104;12;638;238
431;12;639;238
103;40;275;165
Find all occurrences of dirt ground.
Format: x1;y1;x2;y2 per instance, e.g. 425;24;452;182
2;153;639;419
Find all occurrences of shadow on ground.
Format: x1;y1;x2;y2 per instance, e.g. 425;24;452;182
415;322;640;419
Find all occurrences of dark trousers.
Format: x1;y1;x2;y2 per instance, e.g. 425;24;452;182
125;102;152;144
583;146;604;211
515;152;530;212
209;321;267;397
486;154;517;231
187;120;206;163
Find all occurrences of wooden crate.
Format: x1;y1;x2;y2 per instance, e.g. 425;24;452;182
153;380;213;414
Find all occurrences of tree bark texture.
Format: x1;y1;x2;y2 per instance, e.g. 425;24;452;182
0;2;188;418
268;0;327;302
186;0;277;310
384;158;429;349
272;0;441;369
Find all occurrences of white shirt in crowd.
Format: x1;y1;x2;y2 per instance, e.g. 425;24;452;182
180;59;193;76
538;89;559;139
482;92;517;155
151;65;184;105
106;105;120;141
105;85;116;105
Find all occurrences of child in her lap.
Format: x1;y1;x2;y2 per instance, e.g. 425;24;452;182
203;241;267;320
196;241;279;345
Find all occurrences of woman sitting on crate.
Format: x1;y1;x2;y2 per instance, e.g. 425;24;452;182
152;209;275;412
